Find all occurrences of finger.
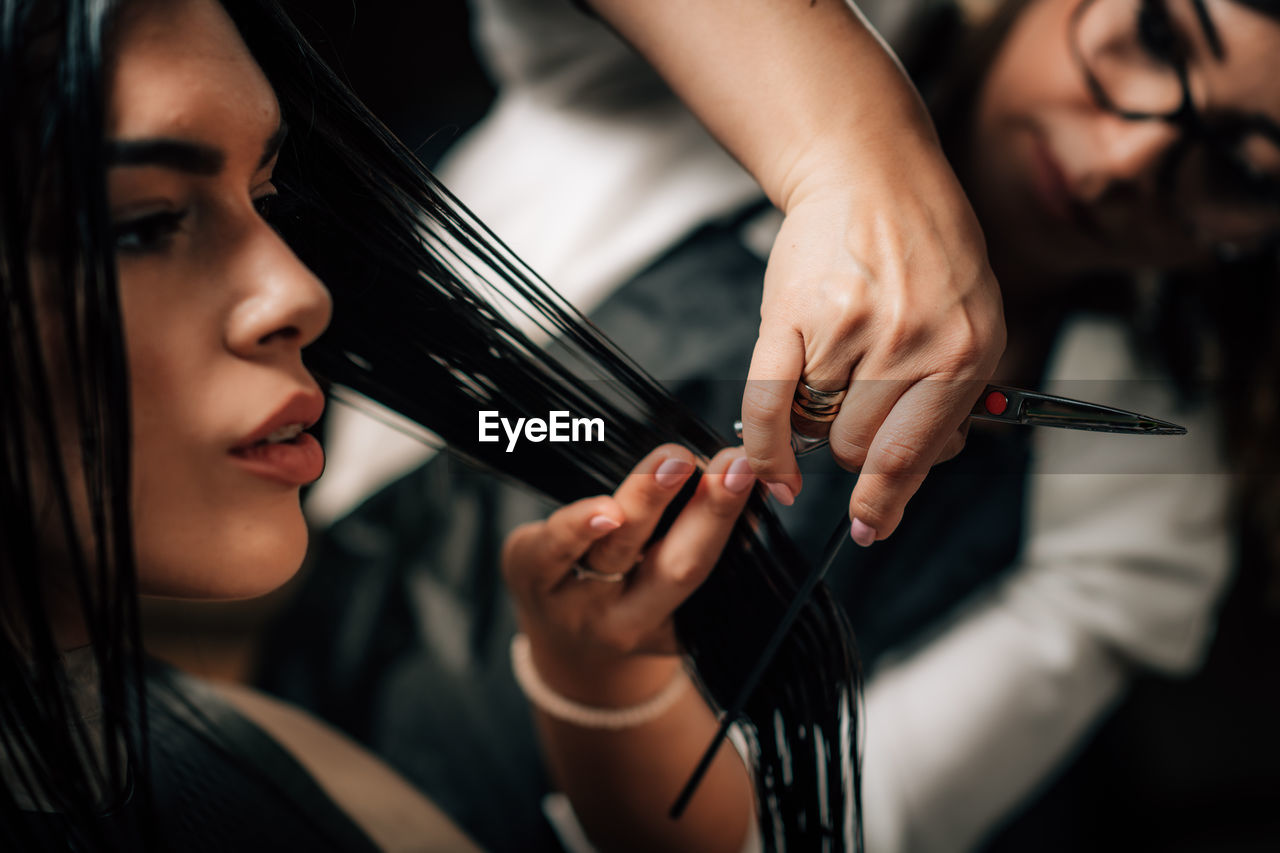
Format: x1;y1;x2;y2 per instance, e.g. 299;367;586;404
847;378;980;546
583;444;697;576
826;375;913;473
501;495;624;595
934;422;970;465
742;325;804;504
615;447;755;626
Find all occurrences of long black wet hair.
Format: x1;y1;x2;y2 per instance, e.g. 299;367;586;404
1;0;151;849
0;0;861;849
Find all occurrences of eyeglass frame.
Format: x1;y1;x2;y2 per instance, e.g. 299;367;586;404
1067;0;1280;244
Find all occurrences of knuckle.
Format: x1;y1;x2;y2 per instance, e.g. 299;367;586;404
742;382;792;419
666;555;709;585
825;288;871;337
827;431;871;467
883;315;929;361
946;321;986;367
870;437;928;479
745;450;789;482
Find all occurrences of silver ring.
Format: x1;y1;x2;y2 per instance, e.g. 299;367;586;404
572;551;645;583
573;560;627;581
797;381;849;405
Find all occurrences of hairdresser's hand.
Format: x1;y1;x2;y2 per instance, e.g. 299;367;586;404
502;445;754;704
582;0;1005;546
743;141;1005;546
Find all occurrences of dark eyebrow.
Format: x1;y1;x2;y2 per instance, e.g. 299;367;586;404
106;138;224;175
104;120;287;175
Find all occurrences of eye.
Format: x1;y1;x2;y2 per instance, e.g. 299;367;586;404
253;191;279;220
112;209;189;254
253;188;298;232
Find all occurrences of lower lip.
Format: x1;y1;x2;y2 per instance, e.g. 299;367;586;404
229;433;324;486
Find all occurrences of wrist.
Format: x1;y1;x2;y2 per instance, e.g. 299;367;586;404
523;629;684;709
779;125;946;214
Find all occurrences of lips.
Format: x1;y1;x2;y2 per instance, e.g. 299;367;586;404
229;389;326;486
1029;132;1075;222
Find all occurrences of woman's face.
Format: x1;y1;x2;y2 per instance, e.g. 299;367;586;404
104;0;331;598
970;0;1280;281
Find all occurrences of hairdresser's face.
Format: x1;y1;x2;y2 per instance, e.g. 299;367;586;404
104;0;330;598
970;0;1280;282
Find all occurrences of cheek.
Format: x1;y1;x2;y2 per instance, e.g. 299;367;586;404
121;280;309;599
973;2;1082;162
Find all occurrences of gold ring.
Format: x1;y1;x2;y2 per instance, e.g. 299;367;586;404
792;381;849;422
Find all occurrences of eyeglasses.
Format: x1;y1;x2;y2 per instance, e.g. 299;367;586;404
1069;0;1280;247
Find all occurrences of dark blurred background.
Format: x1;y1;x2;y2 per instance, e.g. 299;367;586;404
280;0;494;168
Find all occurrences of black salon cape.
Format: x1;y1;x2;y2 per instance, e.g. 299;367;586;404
8;661;379;852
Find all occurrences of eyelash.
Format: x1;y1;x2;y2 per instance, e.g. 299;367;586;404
112;192;286;255
112;209;188;254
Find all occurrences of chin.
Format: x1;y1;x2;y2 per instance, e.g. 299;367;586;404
135;499;311;600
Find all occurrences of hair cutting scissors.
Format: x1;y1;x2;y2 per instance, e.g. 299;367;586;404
677;383;1186;818
731;382;1186;456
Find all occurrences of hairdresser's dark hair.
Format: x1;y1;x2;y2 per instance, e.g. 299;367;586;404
929;0;1280;600
1;0;862;850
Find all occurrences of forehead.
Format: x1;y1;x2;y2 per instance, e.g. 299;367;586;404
106;0;278;144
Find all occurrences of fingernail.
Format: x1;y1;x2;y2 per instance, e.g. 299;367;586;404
766;482;795;506
723;457;755;494
850;518;877;547
589;515;621;533
655;458;695;488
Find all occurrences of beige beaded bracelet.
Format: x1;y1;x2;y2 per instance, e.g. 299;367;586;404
509;634;689;730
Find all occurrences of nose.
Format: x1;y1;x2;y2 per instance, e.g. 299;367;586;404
1077;115;1182;202
225;226;332;358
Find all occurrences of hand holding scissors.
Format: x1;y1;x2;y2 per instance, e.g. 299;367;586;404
734;382;1186;459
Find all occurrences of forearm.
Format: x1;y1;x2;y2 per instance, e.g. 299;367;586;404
529;639;754;853
585;0;942;210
